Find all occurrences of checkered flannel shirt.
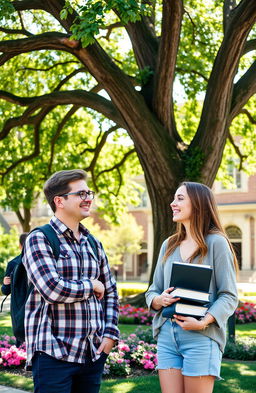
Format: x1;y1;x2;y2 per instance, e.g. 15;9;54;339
22;216;119;368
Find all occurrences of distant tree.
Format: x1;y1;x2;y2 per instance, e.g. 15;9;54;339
0;226;19;285
84;213;144;280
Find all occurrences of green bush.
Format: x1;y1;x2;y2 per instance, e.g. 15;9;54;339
118;287;145;298
0;227;20;287
224;337;256;360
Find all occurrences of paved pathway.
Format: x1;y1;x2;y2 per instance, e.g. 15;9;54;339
0;386;28;393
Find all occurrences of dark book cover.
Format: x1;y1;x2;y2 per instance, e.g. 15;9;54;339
162;302;208;319
170;261;212;293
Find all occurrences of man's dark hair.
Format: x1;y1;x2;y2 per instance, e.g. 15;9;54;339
19;233;28;247
43;169;87;212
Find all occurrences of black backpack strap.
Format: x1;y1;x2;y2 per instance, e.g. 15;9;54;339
87;234;99;261
23;225;60;297
36;224;60;260
0;295;8;313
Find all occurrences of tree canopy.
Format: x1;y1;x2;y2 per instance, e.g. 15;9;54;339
0;0;255;280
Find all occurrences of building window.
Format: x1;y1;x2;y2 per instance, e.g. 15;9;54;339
3;206;12;212
136;189;147;208
225;225;242;270
221;162;242;190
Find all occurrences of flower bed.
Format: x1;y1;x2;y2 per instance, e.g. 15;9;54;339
235;302;256;324
0;335;26;367
119;304;154;325
0;331;156;378
105;332;157;377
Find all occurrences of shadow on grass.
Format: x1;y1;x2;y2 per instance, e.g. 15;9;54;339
0;372;33;392
213;362;256;393
101;375;160;393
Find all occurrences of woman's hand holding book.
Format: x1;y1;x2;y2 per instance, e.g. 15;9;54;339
152;287;180;310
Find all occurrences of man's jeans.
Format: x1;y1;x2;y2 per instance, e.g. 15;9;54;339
32;351;108;393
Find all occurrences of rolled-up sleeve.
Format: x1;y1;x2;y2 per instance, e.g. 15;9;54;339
207;236;238;328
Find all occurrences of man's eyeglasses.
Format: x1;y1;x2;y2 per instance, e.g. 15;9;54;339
60;190;95;201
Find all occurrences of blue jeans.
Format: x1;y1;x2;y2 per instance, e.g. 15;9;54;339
32;351;108;393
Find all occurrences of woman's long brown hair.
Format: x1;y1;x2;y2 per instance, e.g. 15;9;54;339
164;181;239;271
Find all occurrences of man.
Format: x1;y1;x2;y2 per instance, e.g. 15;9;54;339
1;233;28;296
22;169;119;393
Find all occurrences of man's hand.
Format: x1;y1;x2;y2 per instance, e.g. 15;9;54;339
91;279;105;300
96;337;115;355
3;276;11;285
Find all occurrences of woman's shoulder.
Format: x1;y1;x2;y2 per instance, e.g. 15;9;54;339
159;238;170;254
206;232;229;248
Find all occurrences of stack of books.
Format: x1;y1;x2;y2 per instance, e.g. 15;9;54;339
162;261;212;319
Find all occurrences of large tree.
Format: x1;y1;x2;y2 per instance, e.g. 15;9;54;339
0;1;256;281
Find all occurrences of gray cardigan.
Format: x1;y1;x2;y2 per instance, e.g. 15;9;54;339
145;234;238;353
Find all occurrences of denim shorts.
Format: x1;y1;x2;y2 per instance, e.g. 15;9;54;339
157;319;222;380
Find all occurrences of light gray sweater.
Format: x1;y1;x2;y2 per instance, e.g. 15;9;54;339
145;233;238;353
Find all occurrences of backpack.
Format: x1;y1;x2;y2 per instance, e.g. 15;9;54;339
9;224;99;343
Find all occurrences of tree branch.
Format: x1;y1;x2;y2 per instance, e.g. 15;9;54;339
0;107;51;179
100;22;123;40
11;0;46;11
153;0;183;138
95;148;136;181
0;27;32;36
0;105;53;140
223;1;237;33
17;61;80;72
243;39;256;55
229;60;256;121
54;68;87;91
239;108;256;124
0;89;126;129
0;32;76;66
123;15;158;71
15;209;25;227
228;131;247;170
85;126;118;166
80;125;118;192
11;0;76;33
191;0;256;185
175;67;209;82
92;147;136;197
47;105;80;174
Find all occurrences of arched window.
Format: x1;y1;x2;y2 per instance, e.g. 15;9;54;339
225;226;242;239
225;225;242;269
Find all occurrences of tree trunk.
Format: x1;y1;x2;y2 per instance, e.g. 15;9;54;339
122;254;127;281
15;206;31;232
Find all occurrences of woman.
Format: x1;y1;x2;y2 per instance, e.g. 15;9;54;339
145;182;238;393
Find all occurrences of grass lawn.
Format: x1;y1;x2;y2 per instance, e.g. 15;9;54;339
236;322;256;338
0;313;13;336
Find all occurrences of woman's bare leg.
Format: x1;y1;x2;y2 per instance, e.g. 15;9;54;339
158;369;184;393
184;375;215;393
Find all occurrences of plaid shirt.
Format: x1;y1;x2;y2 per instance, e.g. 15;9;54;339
22;216;119;367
